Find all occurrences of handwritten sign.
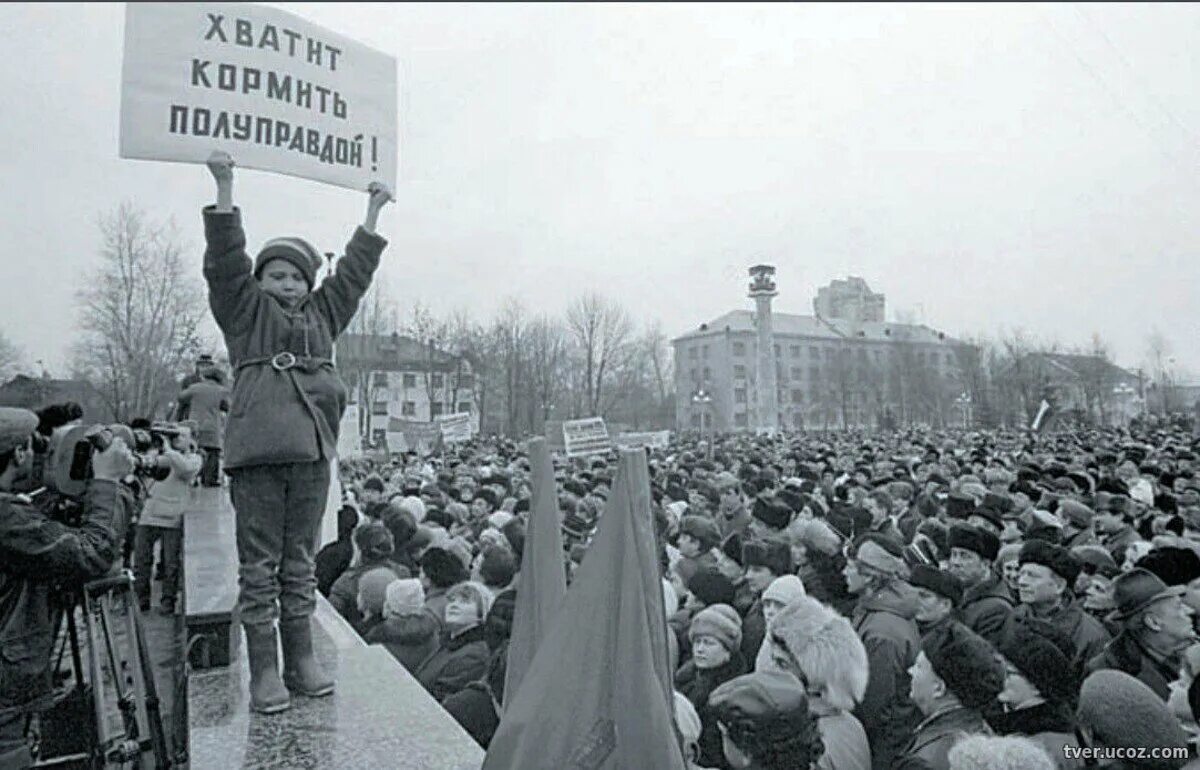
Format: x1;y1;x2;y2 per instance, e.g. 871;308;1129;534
562;417;613;458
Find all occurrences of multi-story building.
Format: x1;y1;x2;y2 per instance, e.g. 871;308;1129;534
673;271;969;432
336;333;476;448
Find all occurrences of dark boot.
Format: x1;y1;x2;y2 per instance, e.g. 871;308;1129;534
243;623;290;714
279;616;334;697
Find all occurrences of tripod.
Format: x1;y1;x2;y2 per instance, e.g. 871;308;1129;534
35;571;171;770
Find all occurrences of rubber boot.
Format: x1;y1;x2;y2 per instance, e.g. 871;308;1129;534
243;623;290;714
280;616;335;697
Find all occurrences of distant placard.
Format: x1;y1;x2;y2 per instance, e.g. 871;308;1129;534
120;2;398;191
437;412;474;444
613;430;671;451
388;417;439;455
562;417;613;458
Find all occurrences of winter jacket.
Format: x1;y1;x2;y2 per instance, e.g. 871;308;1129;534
1;482;133;719
365;610;442;675
893;705;992;770
327;559;411;631
851;582;923;770
175;380;230;449
959;573;1015;647
1086;630;1179;701
415;624;490;702
202;206;386;469
812;700;872;770
442;682;500;749
989;701;1084;770
1014;595;1111;670
139;450;202;529
740;598;766;664
676;654;748;770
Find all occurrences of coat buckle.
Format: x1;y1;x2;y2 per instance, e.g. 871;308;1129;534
271;352;298;371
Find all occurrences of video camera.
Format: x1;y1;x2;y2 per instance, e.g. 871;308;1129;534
49;422;186;499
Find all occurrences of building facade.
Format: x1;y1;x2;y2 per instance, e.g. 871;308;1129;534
673;274;969;432
336;333;476;448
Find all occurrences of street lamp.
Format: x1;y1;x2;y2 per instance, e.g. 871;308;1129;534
692;387;713;457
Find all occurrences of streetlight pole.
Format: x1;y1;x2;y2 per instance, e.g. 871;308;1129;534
692;387;713;459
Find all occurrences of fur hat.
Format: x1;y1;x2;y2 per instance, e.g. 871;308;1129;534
1136;546;1200;587
752;497;793;530
254;236;323;289
680;515;722;551
1019;539;1081;584
947;735;1056;770
947;523;1000;561
1071;545;1120;578
689;603;743;652
742;538;793;576
789;518;843;557
909;564;963;605
687;567;737;607
768;596;867;710
999;619;1077;705
1077;670;1188;759
383;578;426;620
420;546;469;589
923;621;1005;709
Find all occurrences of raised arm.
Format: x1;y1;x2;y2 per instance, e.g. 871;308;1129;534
202;150;260;338
312;182;393;336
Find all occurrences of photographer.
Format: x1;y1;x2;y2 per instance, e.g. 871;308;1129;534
0;408;136;770
133;426;202;615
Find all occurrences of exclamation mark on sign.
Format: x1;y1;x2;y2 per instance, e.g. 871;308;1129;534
371;137;378;172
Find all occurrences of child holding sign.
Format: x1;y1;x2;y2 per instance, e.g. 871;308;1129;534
203;150;392;713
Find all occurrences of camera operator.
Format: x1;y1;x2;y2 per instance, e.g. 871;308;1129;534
0;407;136;770
133;426;201;615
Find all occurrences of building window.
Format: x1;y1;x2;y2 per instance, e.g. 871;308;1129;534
810;346;820;359
431;373;444;388
792;389;803;404
372;372;389;387
874;350;882;363
791;367;802;380
917;352;926;365
690;368;699;383
401;401;416;416
371;401;388;416
703;367;712;382
732;342;746;357
790;345;801;358
430;402;444;417
457;402;471;413
702;344;710;359
735;388;747;404
810;366;820;380
734;412;748;428
689;347;699;361
402;373;417;388
825;348;834;361
774;344;781;357
371;429;387;446
733;364;746;379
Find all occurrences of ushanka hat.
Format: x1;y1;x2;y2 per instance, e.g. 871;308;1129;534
254;237;323;289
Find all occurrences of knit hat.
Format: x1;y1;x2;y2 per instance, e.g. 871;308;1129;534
999;618;1077;705
357;567;399;617
689;603;743;653
762;575;806;606
768;596;867;710
923;622;1005;709
254;237;323;289
687;566;737;607
741;539;793;576
947;735;1056;770
909;564;963;605
354;521;395;562
447;580;495;623
1077;670;1189;760
679;515;722;551
850;533;909;578
1019;539;1081;584
399;495;427;523
383;578;426;620
947;523;1000;561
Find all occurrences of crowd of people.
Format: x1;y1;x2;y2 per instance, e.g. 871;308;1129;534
320;423;1200;770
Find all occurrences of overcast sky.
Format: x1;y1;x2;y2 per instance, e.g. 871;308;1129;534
1;3;1197;377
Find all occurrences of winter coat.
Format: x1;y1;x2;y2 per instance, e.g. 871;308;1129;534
175;380;230;449
676;654;748;770
740;599;767;665
1086;630;1179;701
851;582;923;770
1014;595;1111;670
425;585;452;625
327;559;411;631
0;482;133;719
139;450;202;529
202;206;386;469
989;701;1085;770
893;705;992;770
959;573;1015;647
415;624;490;703
442;682;500;749
365;610;441;675
812;700;872;770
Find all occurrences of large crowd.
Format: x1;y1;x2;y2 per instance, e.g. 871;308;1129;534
320;423;1200;770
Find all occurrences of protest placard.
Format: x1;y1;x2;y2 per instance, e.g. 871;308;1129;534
613;430;671;451
389;416;440;455
562;417;613;458
438;412;474;444
120;3;397;191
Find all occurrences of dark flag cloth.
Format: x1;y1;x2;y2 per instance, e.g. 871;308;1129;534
483;449;686;770
505;438;567;703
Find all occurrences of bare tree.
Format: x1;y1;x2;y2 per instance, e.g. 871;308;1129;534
491;299;529;436
71;203;208;422
343;281;398;439
404;303;453;420
565;293;634;417
0;329;24;381
524;315;570;432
